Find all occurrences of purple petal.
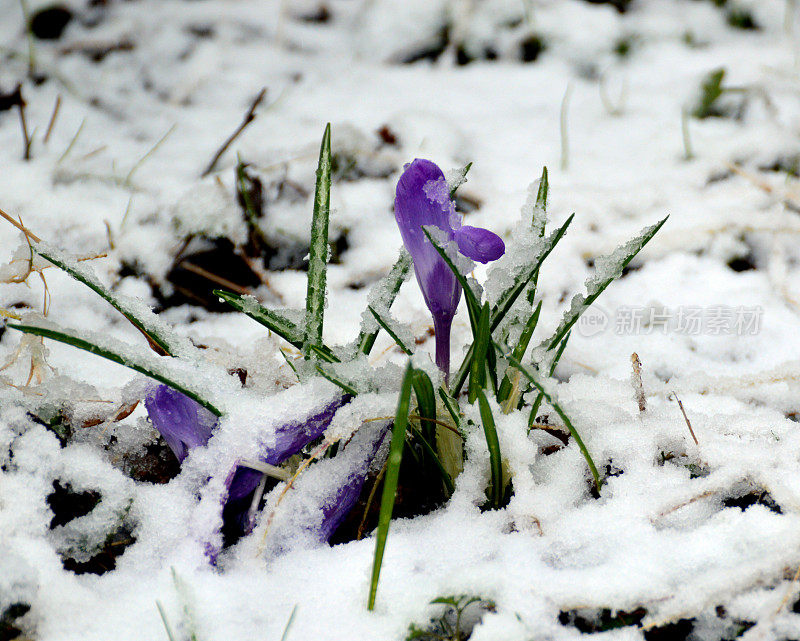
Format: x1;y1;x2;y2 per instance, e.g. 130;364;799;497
265;394;350;466
394;159;454;259
395;159;463;377
144;385;216;462
394;159;462;324
453;226;506;264
216;393;351;549
317;421;391;542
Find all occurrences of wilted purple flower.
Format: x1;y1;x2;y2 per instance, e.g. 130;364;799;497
395;159;505;378
144;384;217;462
219;393;350;542
316;420;390;542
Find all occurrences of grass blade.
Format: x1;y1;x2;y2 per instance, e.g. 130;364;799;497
449;214;574;397
437;387;463;436
280;605;298;641
507;352;600;491
408;424;454;495
8;323;221;416
215;289;303;344
538;216;668;353
356;251;412;356
215;289;338;362
368;362;414;610
534;167;548;223
170;568;198;641
156;601;177;641
368;306;413;355
304;123;332;359
448;162;472;198
526;166;548;305
528;331;570;424
468;303;491;404
477;390;503;509
412;368;437;443
236;156;263;236
497;300;542;406
307;343;340;363
36;245;181;357
490;213;573;332
315;364;359;396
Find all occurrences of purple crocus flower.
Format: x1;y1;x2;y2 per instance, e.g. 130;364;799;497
258;419;391;557
395;159;505;378
219;393;350;543
316;420;390;542
144;384;217;462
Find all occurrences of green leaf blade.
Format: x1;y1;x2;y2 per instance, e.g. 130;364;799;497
304;123;332;359
529;331;571;424
477;390;503;509
437;386;463;436
356;251;412;356
368;306;413;355
8;323;222;416
468;303;491;404
214;289;304;346
538;216;668;354
507;352;600;490
497;300;542;405
314;363;359;396
368;362;414;611
448;162;472;198
215;289;338;362
411;368;437;443
490;213;574;332
35;245;181;357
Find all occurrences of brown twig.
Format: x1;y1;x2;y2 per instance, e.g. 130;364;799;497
726;161;800;213
775;564;800;614
19;102;31;160
43;95;61;144
179;261;251;295
201;88;267;177
0;206;41;242
650;488;719;523
631;352;646;413
82;400;140;428
357;460;388;540
669;391;699;445
258;439;334;551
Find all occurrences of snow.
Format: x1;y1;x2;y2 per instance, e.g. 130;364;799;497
3;0;800;639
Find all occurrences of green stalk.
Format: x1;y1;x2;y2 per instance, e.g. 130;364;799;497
368;363;414;610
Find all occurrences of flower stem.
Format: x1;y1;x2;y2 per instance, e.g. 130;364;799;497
433;316;452;383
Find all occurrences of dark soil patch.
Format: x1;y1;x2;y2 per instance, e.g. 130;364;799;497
47;480;101;528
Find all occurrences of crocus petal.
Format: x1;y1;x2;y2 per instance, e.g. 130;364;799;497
216;393;351;550
395;159;462;322
144;385;216;462
453;225;506;264
317;420;391;542
395;159;463;376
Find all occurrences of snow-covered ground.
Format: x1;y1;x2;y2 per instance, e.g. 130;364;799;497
4;0;800;639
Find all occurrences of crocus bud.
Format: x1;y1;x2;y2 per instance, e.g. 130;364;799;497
394;159;505;379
